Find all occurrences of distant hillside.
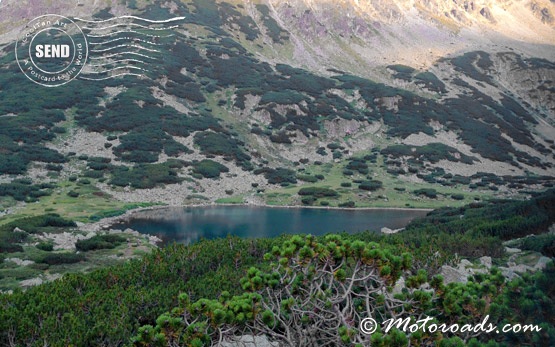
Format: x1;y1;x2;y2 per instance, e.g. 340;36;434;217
0;0;553;212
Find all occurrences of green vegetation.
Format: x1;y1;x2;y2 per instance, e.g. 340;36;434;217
88;203;156;222
381;143;475;164
0;179;53;202
298;187;339;198
110;161;185;189
298;186;339;205
0;214;75;253
413;188;438;199
194;132;253;170
0;191;552;346
0;4;553;344
359;180;383;191
191;159;229;179
387;64;415;81
37;252;85;266
255;4;289;43
76;234;127;252
255;167;297;185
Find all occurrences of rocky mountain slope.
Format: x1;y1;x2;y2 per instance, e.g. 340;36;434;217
0;0;553;209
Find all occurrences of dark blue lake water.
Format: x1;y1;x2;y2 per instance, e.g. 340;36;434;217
115;206;429;245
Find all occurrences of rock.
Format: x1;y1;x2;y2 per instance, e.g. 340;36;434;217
381;227;403;234
511;264;533;273
45;273;62;282
381;227;393;234
149;235;163;245
534;257;552;270
13;227;24;233
479;256;492;269
499;267;520;281
459;259;472;269
440;265;469;284
20;277;43;287
6;258;35;266
504;247;521;254
392;276;405;295
479;7;495;22
221;335;278;347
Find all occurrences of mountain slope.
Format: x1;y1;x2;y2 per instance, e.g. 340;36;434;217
0;0;553;211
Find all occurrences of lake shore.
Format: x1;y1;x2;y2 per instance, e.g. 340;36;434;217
80;202;433;232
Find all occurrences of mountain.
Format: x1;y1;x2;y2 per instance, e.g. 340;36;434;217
0;0;553;211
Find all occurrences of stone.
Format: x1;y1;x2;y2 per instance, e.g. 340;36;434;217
499;267;520;281
221;335;278;347
440;265;469;284
479;256;492;269
504;247;521;254
534;257;552;270
392;276;405;295
459;259;472;269
6;258;35;266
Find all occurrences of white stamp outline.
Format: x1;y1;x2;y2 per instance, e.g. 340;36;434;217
29;27;77;75
15;14;89;87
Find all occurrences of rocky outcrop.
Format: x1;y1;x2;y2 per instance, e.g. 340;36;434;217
221;335;278;347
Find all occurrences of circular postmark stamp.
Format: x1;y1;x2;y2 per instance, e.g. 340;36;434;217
15;14;88;87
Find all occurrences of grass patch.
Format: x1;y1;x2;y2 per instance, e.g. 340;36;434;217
215;196;244;204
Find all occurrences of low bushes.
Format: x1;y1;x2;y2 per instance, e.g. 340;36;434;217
358;180;383;191
37;253;85;265
414;188;438;199
75;234;127;252
191;160;229;179
298;187;339;198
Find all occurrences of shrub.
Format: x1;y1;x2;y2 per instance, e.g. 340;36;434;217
36;242;54;252
257;167;297;185
67;191;80;198
296;174;318;183
269;131;291;144
0;180;53;202
192;160;229;179
0;214;76;234
38;253;85;265
0;242;24;253
340;182;352;188
358;180;383;191
76;234;127;252
84;171;104;179
414;188;438;198
298;187;339;198
46;164;63;172
339;201;355;208
194;131;252;170
110;162;184;189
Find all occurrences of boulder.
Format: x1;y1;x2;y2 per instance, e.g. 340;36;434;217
479;256;492;269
